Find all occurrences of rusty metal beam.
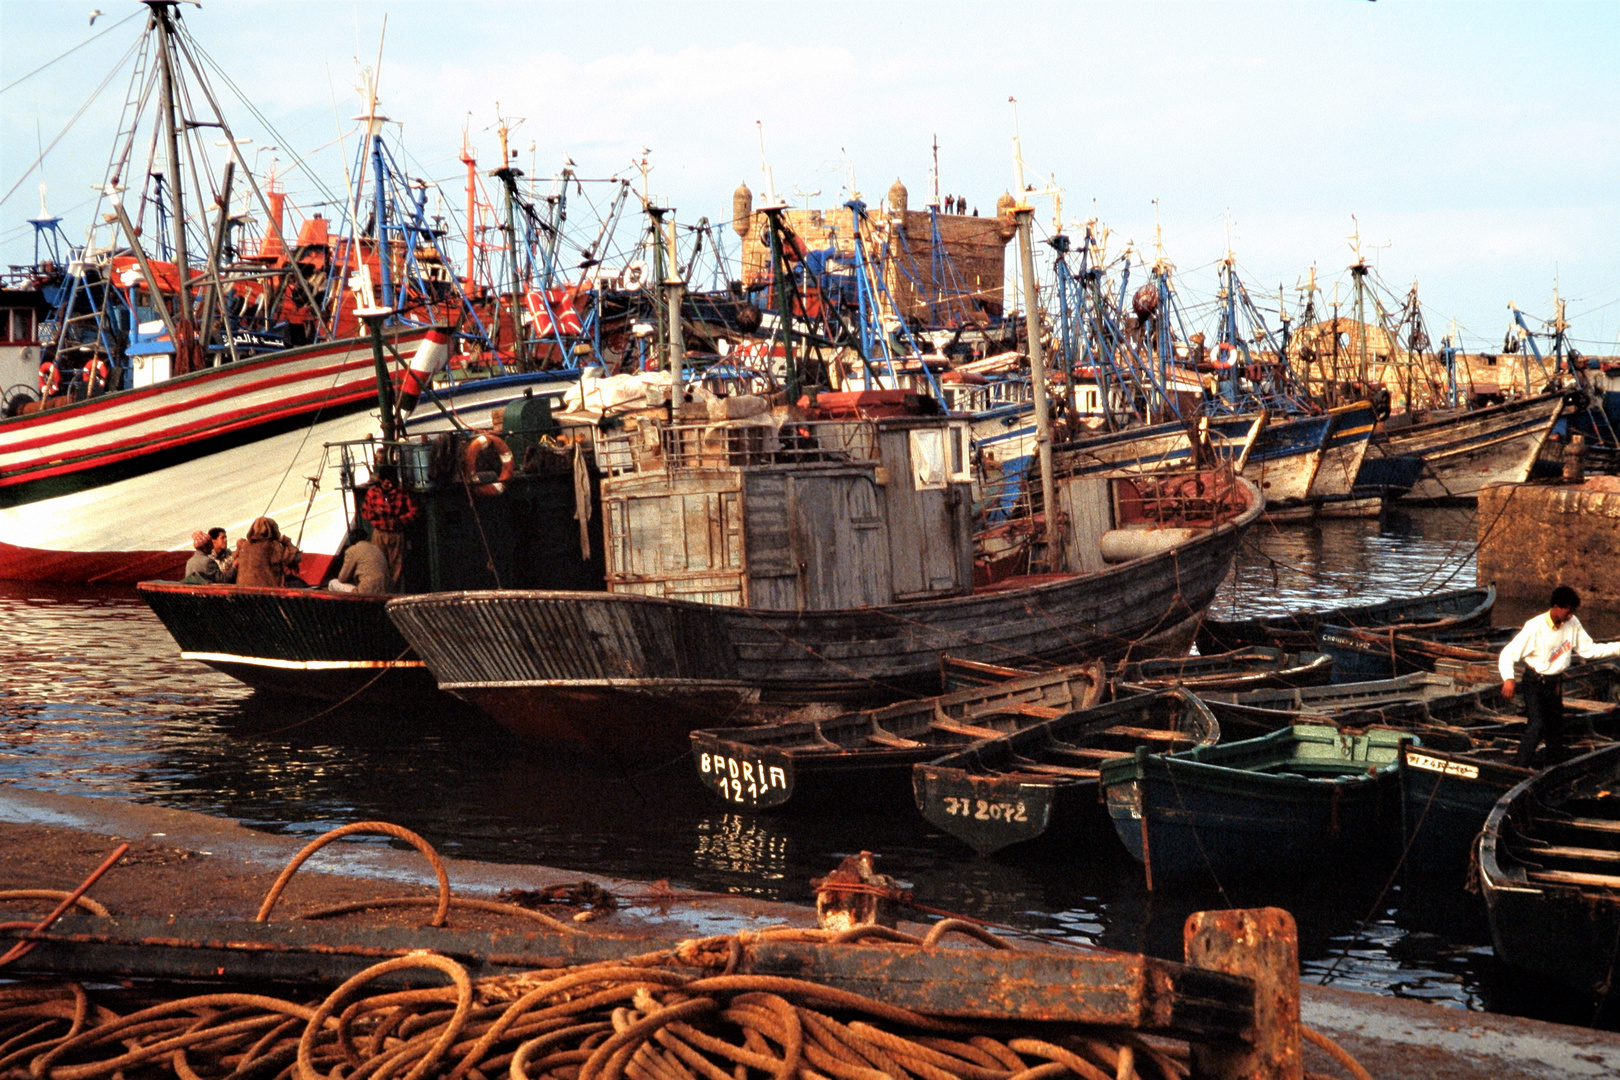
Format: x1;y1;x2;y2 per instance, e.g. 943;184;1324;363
3;911;1254;1043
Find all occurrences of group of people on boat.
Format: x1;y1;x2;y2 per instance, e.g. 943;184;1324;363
177;474;417;596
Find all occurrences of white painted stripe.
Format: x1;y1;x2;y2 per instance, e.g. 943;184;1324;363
181;652;425;670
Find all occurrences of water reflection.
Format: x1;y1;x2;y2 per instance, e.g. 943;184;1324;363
2;515;1613;1026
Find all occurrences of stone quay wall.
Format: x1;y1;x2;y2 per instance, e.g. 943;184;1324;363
1477;477;1620;607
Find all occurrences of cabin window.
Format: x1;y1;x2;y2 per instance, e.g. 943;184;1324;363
910;428;947;490
2;309;36;343
949;423;972;482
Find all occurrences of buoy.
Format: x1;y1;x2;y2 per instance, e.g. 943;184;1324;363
398;328;451;415
463;433;514;496
37;359;61;398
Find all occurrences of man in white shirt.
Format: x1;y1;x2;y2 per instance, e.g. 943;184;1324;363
1499;586;1620;766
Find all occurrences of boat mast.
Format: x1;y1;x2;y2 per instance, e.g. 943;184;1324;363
149;0;196;365
1010;101;1057;565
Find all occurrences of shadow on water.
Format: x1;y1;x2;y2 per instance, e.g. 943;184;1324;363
7;511;1620;1028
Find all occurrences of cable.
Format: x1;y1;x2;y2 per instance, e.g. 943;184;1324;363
0;11;141;96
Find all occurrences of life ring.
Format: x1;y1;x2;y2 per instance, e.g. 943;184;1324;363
82;356;111;396
463;433;514;496
38;359;61;398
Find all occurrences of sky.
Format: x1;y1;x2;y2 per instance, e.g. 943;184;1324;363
2;0;1616;352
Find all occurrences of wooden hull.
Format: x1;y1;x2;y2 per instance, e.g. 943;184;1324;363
690;663;1106;810
1479;743;1620;993
1101;724;1407;881
1194;584;1495;655
1400;745;1530;883
1055;412;1337;507
1375;394;1564;501
1316;624;1517;683
1307;402;1378;500
911;689;1219;855
136;582;452;709
387;481;1259;750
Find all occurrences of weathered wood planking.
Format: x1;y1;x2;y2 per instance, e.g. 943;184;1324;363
1375;392;1564;501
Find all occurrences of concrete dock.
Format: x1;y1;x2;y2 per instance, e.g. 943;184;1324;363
2;786;1617;1079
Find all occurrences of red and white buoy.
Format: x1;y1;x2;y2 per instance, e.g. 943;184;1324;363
397;328;450;415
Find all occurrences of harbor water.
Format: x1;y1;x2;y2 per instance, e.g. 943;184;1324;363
4;503;1617;1028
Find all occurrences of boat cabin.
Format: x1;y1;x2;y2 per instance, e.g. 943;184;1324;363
595;412;976;609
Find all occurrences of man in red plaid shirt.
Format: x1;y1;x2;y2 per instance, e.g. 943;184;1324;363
360;473;418;588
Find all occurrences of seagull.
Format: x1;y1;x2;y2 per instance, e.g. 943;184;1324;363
88;8;103;24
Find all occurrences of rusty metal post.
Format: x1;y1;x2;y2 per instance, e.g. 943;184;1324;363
1184;908;1300;1080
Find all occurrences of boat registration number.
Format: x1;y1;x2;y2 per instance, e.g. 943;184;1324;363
698;752;788;804
1406;752;1480;780
939;796;1029;823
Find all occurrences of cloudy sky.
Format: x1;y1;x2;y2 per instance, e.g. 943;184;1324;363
3;0;1616;351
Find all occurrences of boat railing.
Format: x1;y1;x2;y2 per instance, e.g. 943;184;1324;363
599;419;883;475
941;378;1033;414
326;436;438;493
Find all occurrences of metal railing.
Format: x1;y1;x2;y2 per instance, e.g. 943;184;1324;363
600;419;882;475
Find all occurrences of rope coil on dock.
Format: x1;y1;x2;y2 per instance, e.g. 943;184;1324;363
0;825;1377;1080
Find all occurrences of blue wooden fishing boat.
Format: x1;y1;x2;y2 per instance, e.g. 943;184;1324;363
1478;742;1620;994
1317;623;1516;683
1194;584;1494;655
1400;662;1620;881
911;689;1218;855
1100;723;1410;883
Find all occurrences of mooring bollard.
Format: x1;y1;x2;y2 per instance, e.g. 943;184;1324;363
1184;907;1302;1080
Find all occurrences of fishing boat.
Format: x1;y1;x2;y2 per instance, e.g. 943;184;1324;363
1114;646;1333;694
137;394;604;707
1400;662;1620;880
387;405;1261;753
1316;623;1517;683
689;660;1107;810
1194;584;1495;655
1373;393;1566;501
912;688;1218;855
0;5;505;584
1100;723;1409;883
1478;742;1620;994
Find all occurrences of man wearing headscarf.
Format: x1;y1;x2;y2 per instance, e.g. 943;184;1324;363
235;517;301;588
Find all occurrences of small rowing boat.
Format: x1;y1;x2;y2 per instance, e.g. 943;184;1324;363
1101;723;1410;883
912;689;1218;855
1194;585;1495;656
690;661;1107;810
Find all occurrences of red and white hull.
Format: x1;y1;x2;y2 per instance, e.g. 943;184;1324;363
0;328;431;583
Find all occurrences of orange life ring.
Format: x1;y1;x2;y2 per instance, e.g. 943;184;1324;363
83;357;111;396
463;433;514;496
38;360;61;398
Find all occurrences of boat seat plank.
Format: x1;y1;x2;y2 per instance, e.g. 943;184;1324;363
929;719;1007;740
1512;844;1620;864
973;702;1063;721
1046;747;1132;761
1543;816;1620;835
864;733;925;749
1014;763;1100;778
1563;697;1616;712
1524;868;1620;890
1108;726;1196;743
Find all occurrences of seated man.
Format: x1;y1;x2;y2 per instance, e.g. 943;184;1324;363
236;517;300;588
181;527;235;584
328;526;391;595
